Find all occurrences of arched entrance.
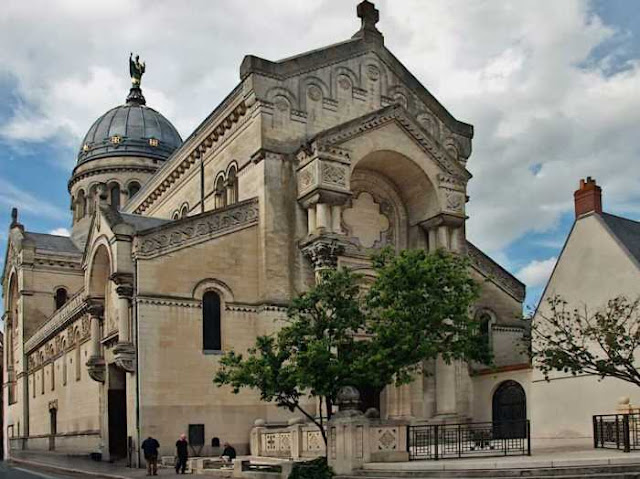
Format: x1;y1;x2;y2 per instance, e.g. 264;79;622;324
492;380;526;438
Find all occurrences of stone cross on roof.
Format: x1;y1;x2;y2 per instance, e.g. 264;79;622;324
357;0;380;32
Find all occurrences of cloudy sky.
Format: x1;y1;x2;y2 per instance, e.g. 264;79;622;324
1;0;639;310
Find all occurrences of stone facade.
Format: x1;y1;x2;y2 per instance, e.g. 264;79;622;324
2;1;527;463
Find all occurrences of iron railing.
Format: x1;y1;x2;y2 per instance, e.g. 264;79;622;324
407;420;531;460
593;413;640;452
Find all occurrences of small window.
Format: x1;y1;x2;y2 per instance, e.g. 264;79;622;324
478;311;494;352
181;205;189;219
226;166;238;205
55;288;68;310
214;176;226;209
172;211;180;221
203;291;222;351
110;183;121;210
75;342;82;381
128;181;141;198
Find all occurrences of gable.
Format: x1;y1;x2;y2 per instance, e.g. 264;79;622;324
538;214;640;314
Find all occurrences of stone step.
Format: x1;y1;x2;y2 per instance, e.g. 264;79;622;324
340;463;640;478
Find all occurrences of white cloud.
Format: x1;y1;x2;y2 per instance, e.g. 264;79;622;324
0;0;639;257
49;227;70;237
516;257;558;289
0;178;67;221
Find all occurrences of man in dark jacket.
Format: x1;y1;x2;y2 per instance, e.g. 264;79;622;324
221;442;236;464
141;436;160;476
175;433;189;474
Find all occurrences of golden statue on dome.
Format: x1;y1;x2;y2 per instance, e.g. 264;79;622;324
129;53;146;86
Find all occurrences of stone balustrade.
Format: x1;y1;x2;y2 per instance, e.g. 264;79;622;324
250;420;326;459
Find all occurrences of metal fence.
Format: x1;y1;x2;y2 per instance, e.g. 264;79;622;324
407;420;531;460
593;413;640;452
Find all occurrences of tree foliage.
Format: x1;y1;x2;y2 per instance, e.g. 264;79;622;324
532;295;640;386
214;248;489;446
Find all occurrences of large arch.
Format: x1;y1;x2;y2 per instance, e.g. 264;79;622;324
352;150;439;225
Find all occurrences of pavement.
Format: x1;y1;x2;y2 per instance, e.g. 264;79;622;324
5;451;193;478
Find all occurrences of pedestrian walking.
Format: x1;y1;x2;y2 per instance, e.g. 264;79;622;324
141;436;160;476
175;433;189;474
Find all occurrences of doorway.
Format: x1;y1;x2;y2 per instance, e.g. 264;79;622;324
49;408;57;451
492;380;526;438
108;365;128;459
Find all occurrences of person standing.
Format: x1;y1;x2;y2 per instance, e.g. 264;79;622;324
141;436;160;476
175;433;189;474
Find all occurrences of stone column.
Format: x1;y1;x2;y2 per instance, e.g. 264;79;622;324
307;205;317;235
86;304;106;383
428;229;437;253
450;227;463;253
316;203;331;232
115;285;133;343
437;225;449;250
301;239;345;281
331;205;343;234
435;355;456;416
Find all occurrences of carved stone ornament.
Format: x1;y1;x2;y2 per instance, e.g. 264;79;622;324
338;76;352;90
445;191;464;212
307;85;322;101
86;355;106;383
113;342;136;373
321;163;347;187
301;238;345;270
367;64;380;81
137;198;259;258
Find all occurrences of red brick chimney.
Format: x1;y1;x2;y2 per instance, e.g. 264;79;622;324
574;177;602;218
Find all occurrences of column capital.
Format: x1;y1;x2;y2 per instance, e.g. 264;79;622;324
115;285;134;298
87;303;104;318
301;236;346;271
109;272;133;286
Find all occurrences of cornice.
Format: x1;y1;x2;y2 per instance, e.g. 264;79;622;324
131;100;250;215
466;241;526;303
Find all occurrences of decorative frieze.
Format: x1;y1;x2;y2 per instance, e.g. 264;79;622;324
135;198;259;258
466;241;526;302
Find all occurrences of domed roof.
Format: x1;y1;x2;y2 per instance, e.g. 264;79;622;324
77;88;182;164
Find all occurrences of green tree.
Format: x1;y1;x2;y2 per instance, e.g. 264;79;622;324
532;295;640;386
214;248;490;448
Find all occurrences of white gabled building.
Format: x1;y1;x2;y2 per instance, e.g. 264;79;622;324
531;177;640;443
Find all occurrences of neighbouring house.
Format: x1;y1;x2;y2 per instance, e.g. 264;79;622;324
531;177;640;443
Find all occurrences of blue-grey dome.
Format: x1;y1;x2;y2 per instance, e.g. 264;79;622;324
77;91;182;164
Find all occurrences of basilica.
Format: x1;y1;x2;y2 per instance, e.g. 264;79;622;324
2;1;528;464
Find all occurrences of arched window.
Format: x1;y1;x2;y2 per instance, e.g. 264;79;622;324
128;181;141;198
62;340;67;386
55;288;68;310
181;204;189;219
88;185;98;215
51;362;55;391
214;176;226;209
40;354;45;395
110;183;121;210
75;334;82;381
476;310;495;353
226;166;238;205
76;190;87;220
202;291;222;351
172;211;180;221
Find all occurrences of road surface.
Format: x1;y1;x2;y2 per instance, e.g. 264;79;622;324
0;462;80;478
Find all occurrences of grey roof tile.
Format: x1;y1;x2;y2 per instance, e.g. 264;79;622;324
601;213;640;264
23;232;81;255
